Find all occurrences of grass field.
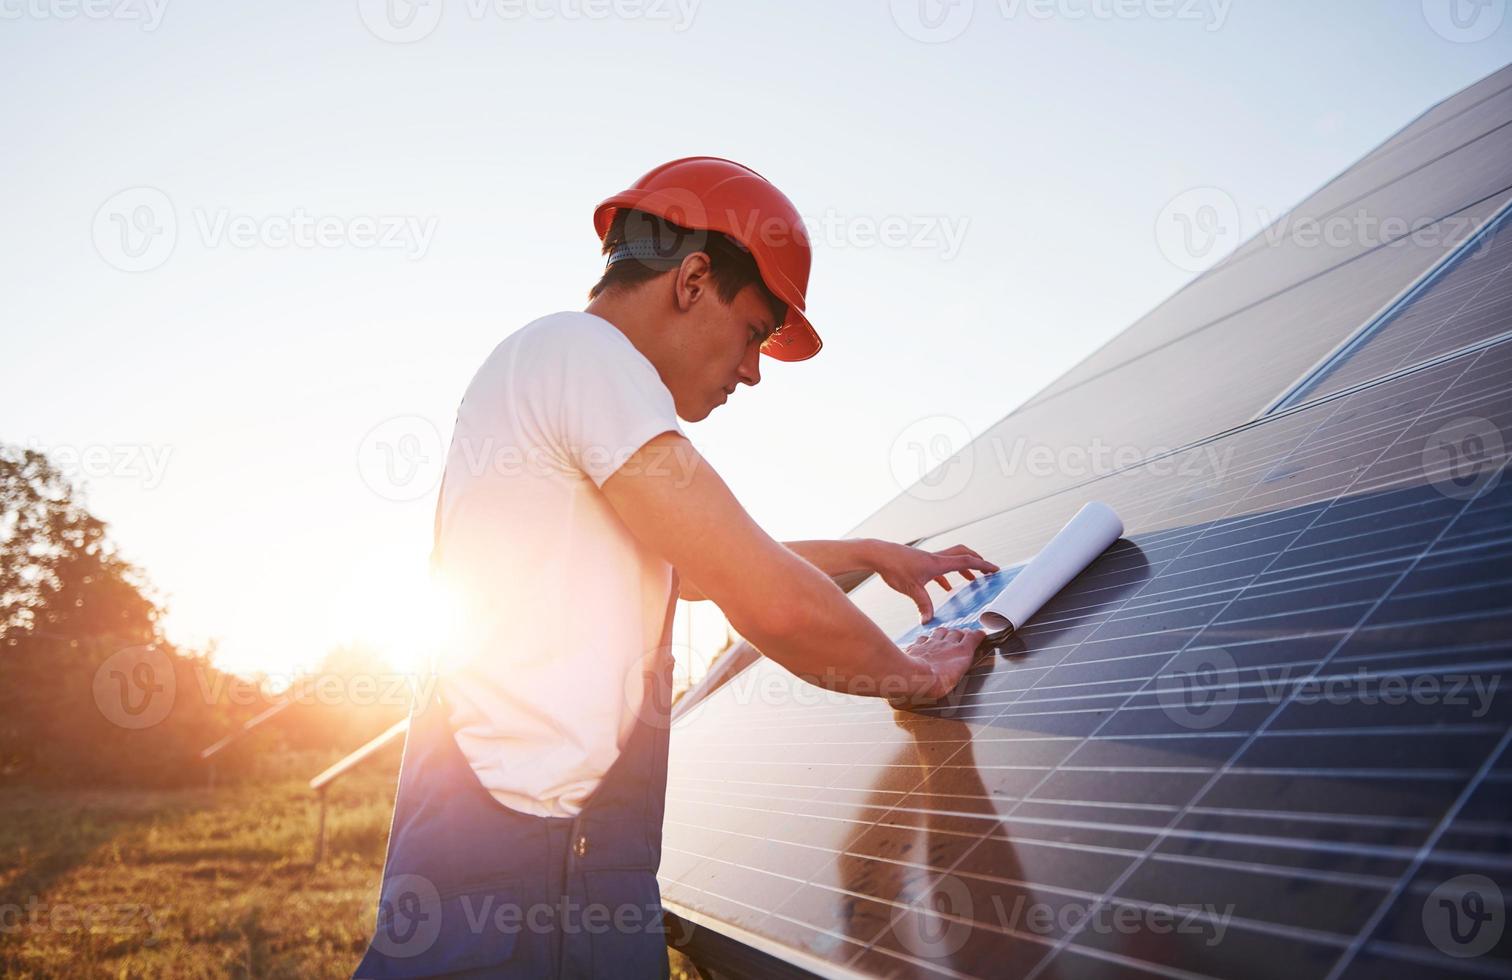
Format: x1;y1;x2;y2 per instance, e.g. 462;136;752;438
0;752;400;979
1;752;706;979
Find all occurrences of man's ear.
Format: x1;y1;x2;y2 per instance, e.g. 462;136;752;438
672;251;713;313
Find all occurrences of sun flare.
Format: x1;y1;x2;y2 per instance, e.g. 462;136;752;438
325;561;462;677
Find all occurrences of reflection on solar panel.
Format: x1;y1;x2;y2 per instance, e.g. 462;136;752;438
661;64;1512;979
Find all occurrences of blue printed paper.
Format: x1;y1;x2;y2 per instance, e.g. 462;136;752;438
892;566;1023;647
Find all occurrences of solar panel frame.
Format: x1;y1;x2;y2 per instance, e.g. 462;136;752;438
1270;201;1512;411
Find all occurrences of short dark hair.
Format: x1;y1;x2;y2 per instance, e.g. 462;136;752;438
588;208;788;327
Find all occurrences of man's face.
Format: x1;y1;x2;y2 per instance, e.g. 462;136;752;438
663;281;778;422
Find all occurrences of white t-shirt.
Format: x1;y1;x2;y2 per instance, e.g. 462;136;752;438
432;311;686;818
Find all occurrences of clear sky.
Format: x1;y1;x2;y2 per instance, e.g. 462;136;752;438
3;1;1508;681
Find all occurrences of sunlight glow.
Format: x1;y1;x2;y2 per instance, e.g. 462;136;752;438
324;562;462;677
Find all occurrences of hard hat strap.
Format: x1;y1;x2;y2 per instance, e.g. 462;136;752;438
605;239;687;267
605;229;752;270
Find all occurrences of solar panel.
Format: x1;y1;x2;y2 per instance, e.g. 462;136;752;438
1366;71;1512;172
1024;66;1512;409
849;187;1512;547
1278;203;1512;408
661;64;1512;980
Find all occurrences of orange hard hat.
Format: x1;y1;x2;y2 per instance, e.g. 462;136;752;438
593;156;822;362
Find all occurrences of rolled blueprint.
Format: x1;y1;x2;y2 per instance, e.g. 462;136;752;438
978;501;1124;638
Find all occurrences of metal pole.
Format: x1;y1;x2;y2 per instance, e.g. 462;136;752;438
314;787;328;865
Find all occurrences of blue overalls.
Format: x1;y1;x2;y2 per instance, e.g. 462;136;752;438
353;583;679;979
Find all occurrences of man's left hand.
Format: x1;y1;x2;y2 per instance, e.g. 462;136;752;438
868;542;1000;623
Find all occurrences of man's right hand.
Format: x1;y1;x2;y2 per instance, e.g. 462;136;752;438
892;625;987;706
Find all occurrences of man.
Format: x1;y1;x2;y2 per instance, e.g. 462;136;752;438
355;157;994;978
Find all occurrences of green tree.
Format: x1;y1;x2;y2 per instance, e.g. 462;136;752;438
0;445;159;644
0;443;267;785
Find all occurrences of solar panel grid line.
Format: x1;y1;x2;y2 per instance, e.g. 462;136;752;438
864;186;1512;550
1167;152;1512;346
1024;943;1219;980
919;316;1499;550
1336;246;1512;382
680;821;1142;899
872;339;1502;556
995;812;1407;870
838;859;1381;975
689;719;1487;798
1271;201;1512;410
1362;68;1512;166
1199;580;1507;636
1058;199;1505;486
1126;556;1369;608
1016;456;1510;977
663;835;829;883
1209;765;1481;782
1389;844;1512;876
1230;79;1512;265
1170;803;1429;832
1152;825;1441;867
768;623;1487;722
780;842;1224;979
1213;115;1512;285
1027;75;1512;409
1314;316;1512;424
1301;68;1512;191
1017;180;1512;423
1328;306;1512;399
1326;640;1512;678
1353;939;1512;980
665;832;949;941
937;362;1505;565
1325;725;1512;979
1097;885;1379;953
1101;882;1387;946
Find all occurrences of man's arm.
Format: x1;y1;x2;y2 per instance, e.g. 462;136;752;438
680;536;1000;624
600;432;982;702
676;539;876;601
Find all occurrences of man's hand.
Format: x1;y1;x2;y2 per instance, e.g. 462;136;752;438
869;542;1000;623
890;625;988;706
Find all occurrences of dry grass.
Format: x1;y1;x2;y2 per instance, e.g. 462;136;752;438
0;759;396;979
0;753;706;979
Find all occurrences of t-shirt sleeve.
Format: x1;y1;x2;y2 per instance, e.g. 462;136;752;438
533;319;686;489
